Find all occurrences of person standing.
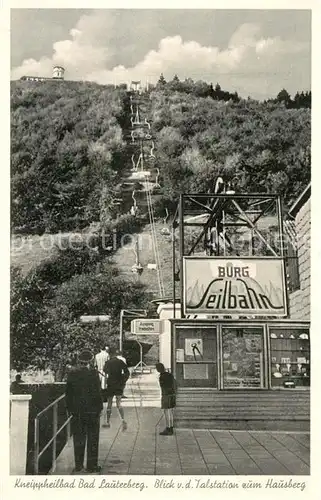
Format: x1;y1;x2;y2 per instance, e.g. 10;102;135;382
95;346;110;422
103;347;130;430
66;349;103;474
10;374;25;394
156;363;176;436
116;349;126;364
116;350;128;398
95;347;110;385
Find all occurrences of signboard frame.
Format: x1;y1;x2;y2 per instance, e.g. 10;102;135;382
130;319;162;335
183;256;288;317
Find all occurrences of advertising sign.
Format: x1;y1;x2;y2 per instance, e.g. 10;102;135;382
131;319;162;335
183;364;208;380
183;257;287;317
185;339;203;361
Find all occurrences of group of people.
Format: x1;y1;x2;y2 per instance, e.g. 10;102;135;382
65;345;176;474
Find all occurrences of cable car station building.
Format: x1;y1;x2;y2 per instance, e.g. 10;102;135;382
157;186;310;430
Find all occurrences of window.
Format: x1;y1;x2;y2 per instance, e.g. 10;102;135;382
222;327;264;389
269;327;310;388
175;327;218;388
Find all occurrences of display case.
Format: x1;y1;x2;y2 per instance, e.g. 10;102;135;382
222;326;265;389
174;326;218;388
269;327;310;387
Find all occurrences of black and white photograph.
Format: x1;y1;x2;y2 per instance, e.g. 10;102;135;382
6;2;317;491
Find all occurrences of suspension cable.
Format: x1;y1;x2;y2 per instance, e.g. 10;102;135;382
144;176;164;296
147;182;165;296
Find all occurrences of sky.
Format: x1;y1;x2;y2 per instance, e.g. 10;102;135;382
10;9;311;99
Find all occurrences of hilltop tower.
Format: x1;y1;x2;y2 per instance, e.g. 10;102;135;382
52;66;65;80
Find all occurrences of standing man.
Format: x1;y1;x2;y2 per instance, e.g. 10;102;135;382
95;346;110;423
66;349;103;474
10;374;25;394
116;349;128;398
103;347;130;431
95;347;110;384
116;349;126;364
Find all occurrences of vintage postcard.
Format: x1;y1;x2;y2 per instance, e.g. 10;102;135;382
2;1;320;499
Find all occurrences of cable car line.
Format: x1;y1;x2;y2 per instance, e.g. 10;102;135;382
124;82;165;295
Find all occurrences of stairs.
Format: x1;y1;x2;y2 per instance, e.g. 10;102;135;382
175;389;310;431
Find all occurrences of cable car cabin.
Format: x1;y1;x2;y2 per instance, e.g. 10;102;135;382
130;205;139;216
127;171;152;181
131;263;143;275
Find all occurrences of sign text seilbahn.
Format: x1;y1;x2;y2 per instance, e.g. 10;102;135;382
183;257;287;317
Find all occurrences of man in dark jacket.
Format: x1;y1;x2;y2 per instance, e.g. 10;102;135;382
103;347;130;431
10;374;25;394
65;349;103;474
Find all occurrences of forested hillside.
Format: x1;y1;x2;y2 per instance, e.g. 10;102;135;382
149;88;310;214
10;77;311;376
11;79;310;234
11;81;128;233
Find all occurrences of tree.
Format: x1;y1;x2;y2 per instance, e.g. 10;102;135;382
11;81;125;233
276;88;292;107
157;73;167;86
11;256;148;379
10;267;53;371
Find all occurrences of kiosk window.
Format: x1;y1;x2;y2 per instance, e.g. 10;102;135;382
175;327;217;388
270;328;310;387
222;327;264;389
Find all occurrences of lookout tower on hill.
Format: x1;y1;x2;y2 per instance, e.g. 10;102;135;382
52;66;65;80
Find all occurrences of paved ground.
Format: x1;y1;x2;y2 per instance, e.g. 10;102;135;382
54;408;310;475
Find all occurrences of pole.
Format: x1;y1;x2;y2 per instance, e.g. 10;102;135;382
140;342;143;374
119;309;147;353
119;310;124;352
277;195;289;317
179;195;185;318
172;225;176;319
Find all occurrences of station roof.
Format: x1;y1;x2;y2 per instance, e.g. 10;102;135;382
288;183;311;218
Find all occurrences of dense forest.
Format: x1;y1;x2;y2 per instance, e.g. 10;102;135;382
11;77;311;234
10;76;311;376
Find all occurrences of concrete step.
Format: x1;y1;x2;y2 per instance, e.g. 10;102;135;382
177;392;311;397
176;409;310;420
176;402;310;409
175;419;310;431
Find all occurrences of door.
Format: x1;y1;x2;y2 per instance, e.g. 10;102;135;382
174;326;218;388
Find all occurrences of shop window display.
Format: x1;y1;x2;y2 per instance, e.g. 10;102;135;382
270;328;310;387
222;327;264;389
175;327;218;388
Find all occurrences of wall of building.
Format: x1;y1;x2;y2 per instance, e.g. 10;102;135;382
158;304;181;370
289;198;310;320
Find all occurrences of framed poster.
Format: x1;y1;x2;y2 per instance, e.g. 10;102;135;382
185;338;203;361
183;364;208;380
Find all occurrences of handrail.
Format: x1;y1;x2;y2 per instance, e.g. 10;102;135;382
36;393;65;418
34;393;72;474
